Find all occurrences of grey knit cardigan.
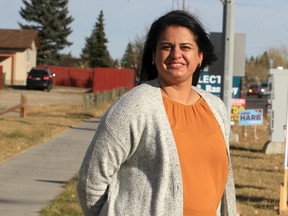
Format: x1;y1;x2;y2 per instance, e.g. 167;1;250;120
77;79;238;216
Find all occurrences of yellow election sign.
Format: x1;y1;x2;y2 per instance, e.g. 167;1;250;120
231;98;246;122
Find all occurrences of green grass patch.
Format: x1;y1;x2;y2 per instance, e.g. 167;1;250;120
40;176;83;216
4;130;25;138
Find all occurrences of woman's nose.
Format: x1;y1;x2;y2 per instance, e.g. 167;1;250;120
170;47;182;59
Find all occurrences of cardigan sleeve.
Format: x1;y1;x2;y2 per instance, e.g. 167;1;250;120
77;121;129;216
217;100;238;216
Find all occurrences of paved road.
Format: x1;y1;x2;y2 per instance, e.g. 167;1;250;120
245;95;269;109
245;95;270;115
0;117;100;216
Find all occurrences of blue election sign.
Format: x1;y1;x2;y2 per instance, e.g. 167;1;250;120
197;72;241;98
239;109;263;126
232;76;241;98
197;72;221;97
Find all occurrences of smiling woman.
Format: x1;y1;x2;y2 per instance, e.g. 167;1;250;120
153;25;203;104
77;10;238;216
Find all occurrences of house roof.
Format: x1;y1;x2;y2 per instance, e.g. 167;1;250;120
0;29;40;49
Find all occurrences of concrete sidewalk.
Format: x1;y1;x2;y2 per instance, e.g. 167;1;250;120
0;117;100;216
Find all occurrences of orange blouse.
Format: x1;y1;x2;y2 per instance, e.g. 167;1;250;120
162;95;228;216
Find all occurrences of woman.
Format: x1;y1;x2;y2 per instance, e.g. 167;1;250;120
77;10;237;216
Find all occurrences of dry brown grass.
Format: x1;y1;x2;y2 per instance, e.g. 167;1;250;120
231;118;284;215
1;100;285;216
0;102;110;163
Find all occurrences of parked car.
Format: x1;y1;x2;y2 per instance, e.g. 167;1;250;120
246;84;259;96
258;82;271;98
26;68;55;91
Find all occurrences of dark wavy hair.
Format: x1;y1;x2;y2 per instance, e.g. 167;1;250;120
139;10;217;86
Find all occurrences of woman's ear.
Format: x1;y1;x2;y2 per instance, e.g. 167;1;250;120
198;52;203;66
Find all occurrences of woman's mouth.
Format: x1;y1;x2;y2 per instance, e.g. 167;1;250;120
167;62;184;69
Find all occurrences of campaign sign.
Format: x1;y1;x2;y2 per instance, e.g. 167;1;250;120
239;109;263;126
232;76;241;98
197;72;241;98
231;98;246;122
197;72;221;97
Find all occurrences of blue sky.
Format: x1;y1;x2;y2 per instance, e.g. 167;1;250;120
1;0;287;60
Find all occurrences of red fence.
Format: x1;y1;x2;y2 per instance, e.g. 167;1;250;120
93;68;135;91
38;65;93;87
38;65;136;92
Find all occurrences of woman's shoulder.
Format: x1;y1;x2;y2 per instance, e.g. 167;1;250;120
103;80;162;121
120;80;160;106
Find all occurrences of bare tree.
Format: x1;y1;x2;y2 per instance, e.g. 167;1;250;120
267;46;288;68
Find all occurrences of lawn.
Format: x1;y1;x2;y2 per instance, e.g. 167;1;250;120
0;101;285;216
231;119;284;216
40;118;284;216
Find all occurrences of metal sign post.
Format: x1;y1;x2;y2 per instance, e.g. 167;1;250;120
221;0;235;120
280;91;288;215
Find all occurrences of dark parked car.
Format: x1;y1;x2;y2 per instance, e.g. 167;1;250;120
246;84;259;96
26;68;55;91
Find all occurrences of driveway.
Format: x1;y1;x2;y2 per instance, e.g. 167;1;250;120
0;86;90;111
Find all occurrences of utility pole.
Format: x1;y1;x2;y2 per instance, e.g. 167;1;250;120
171;0;185;10
221;0;235;121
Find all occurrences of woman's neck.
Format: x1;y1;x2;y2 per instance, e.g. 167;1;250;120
158;79;200;105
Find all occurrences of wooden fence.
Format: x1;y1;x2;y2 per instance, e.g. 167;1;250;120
38;65;136;91
83;87;127;113
0;94;27;118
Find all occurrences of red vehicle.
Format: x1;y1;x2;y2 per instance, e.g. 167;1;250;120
246;84;259;96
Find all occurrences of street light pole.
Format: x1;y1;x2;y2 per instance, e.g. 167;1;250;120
221;0;235;121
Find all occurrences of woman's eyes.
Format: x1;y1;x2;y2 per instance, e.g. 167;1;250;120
181;45;192;50
160;44;192;51
161;44;172;50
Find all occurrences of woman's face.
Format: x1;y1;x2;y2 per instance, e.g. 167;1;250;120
153;25;203;86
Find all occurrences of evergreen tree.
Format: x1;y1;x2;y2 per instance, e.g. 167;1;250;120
245;52;270;84
122;43;135;68
258;51;270;69
81;10;113;68
19;0;74;65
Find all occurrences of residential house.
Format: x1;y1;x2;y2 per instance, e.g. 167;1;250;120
0;29;39;85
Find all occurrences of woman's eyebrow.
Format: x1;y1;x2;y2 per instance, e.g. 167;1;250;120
159;42;194;45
